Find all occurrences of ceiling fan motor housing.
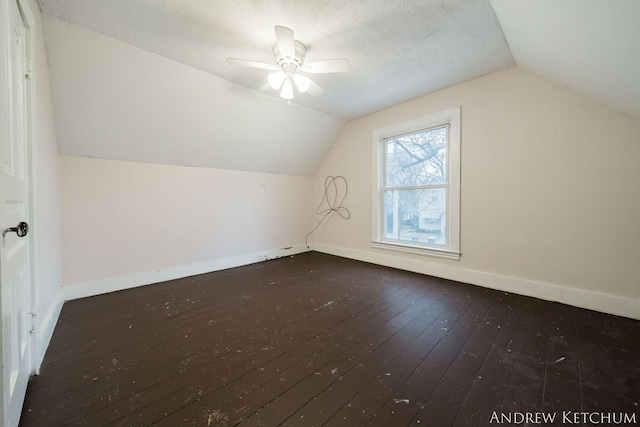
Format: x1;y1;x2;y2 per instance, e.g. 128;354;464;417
273;40;306;72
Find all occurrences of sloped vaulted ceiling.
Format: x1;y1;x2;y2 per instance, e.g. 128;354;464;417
42;17;344;176
490;0;640;120
37;0;639;176
38;0;515;176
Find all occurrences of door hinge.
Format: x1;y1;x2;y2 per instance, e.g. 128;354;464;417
29;310;37;334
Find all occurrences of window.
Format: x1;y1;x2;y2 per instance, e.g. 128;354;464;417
372;107;461;260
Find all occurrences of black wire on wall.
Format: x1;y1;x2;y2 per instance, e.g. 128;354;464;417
305;176;351;248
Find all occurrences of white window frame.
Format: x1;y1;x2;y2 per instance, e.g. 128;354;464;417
372;107;461;260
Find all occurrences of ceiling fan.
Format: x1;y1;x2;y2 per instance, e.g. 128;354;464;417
226;25;349;100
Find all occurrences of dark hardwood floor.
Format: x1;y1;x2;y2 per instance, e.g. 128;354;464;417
20;252;640;426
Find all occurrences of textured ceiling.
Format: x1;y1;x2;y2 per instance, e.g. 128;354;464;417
36;0;640;176
37;0;515;120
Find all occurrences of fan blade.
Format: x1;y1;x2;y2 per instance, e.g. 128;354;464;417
302;59;349;73
306;78;324;97
226;58;277;71
274;25;295;59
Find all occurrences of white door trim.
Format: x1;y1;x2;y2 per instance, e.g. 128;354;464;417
16;0;37;376
0;0;36;425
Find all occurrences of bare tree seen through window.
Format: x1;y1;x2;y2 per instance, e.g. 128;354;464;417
384;126;448;245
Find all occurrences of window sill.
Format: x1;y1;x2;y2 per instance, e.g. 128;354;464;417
371;240;460;260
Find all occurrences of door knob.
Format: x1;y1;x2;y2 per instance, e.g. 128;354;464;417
3;221;29;238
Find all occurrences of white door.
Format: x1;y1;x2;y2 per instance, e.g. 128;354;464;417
0;0;33;425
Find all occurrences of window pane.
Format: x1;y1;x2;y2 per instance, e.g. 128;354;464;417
385;126;447;187
384;188;446;246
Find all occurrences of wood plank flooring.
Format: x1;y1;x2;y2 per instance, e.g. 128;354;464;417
20;252;640;426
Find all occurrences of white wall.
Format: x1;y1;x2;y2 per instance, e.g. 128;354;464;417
312;66;640;319
61;156;314;298
27;0;63;366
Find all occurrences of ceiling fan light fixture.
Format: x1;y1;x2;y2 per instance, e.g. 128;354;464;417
268;71;286;90
226;25;349;101
280;79;294;99
292;74;311;93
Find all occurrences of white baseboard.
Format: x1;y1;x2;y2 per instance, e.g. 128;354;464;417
59;242;640;319
63;244;311;302
35;287;64;372
314;243;640;321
